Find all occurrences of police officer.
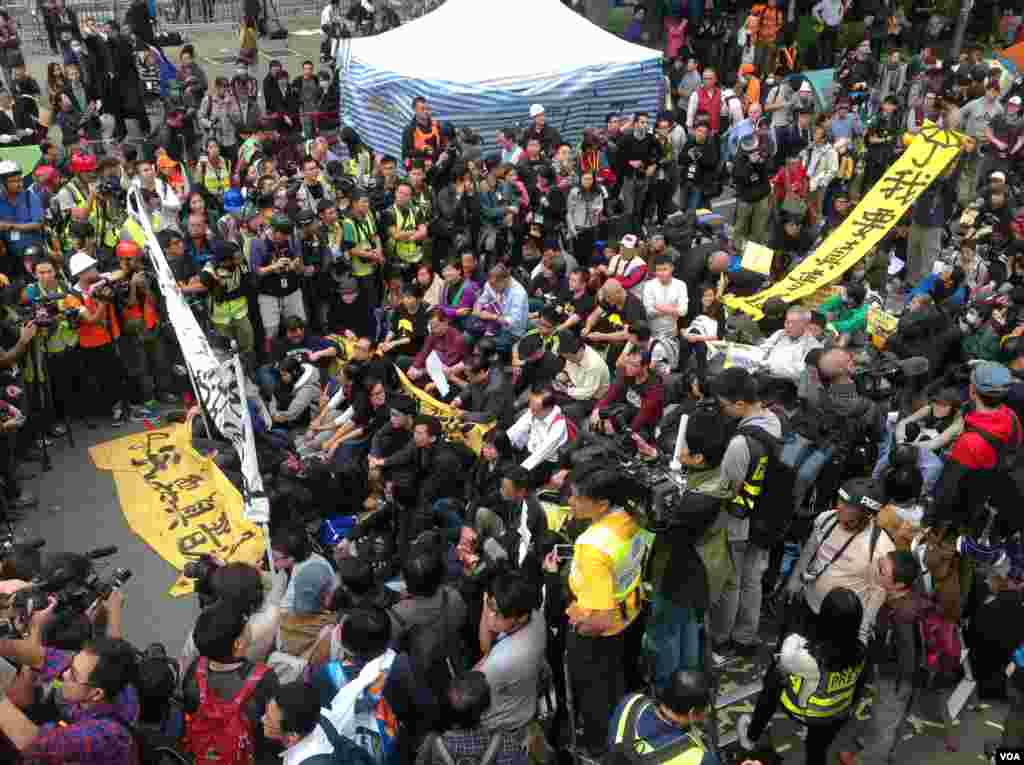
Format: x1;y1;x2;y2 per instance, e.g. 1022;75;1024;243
544;465;654;758
738;587;868;765
609;670;719;765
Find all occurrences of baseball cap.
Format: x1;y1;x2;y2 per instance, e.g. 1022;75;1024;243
529;104;545;118
991;171;1008;183
971;361;1012;396
837;478;886;515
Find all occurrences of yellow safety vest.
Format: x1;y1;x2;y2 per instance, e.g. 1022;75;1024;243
389;205;421;265
345;212;378;277
781;655;865;723
123;213;161;248
611;694;707;765
200;158;232;197
572;512;653;603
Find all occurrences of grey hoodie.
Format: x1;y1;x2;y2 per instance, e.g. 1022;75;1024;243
269;363;320;424
718;409;783;542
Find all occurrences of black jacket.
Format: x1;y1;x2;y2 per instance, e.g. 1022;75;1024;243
434;184;481;244
732;152;772;203
519;122;562;158
679;137;721;193
263;73;291;115
459;368;516;428
648;488;720;610
415;442;466;506
516;351;564;395
476;493;550;589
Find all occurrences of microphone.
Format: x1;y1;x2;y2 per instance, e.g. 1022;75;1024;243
86;546;119;560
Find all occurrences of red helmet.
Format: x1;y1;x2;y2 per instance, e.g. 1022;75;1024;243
69;153;97;174
115;241;141;260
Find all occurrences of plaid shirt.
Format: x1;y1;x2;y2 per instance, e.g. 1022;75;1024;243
20;648;140;765
419;729;527;765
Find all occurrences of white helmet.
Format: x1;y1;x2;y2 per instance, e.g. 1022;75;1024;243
69;251;98;278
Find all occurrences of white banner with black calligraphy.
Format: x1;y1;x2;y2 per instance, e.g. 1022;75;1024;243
126;189;270;524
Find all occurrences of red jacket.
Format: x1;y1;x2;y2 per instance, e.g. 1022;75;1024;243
771;163;810;202
949;405;1022;470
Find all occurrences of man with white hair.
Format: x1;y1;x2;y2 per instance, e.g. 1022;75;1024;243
760;306;822;381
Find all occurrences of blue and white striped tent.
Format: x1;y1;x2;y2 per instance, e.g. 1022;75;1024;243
339;0;664;160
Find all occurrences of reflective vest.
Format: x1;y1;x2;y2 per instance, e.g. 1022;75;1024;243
199;157;232;197
389;205;421;265
123;213;161;248
781;653;865;723
611;694;707;765
64;180;89;208
572;511;653;604
345;212;378;277
67;288;120;348
731;446;769;519
412;120;441;158
122;293;160;333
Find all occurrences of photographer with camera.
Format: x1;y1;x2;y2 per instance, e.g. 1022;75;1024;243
200;240;254;358
250;214;307;351
589;348;665;445
113;241;175;421
293;208;331;334
0;162;43;284
64;251;126;427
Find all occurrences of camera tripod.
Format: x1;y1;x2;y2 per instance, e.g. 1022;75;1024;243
25;330;75;474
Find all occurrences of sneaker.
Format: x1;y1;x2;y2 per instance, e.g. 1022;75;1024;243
736;714;756;750
130;405;158;423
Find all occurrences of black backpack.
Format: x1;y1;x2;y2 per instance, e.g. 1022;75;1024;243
393;589;470;706
738;425;798;548
964;416;1024;522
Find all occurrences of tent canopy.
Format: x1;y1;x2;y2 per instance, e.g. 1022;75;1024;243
340;0;663;158
347;0;661;84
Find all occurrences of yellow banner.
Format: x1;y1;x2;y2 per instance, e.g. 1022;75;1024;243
90;424;266;597
331;335;493;454
724;126;963;319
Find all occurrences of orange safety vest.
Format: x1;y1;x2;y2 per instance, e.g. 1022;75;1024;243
122;295;160;332
66;292;121;348
413;120;441;157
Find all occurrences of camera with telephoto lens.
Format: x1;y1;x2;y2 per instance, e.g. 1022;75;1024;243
182;553;218;605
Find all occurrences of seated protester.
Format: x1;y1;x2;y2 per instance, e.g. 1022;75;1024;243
554;330;611;421
507;384;571;487
452;356;516;427
582;278;646;367
475;570;546;736
819;282;870;346
381;281;431;369
618;320;675;379
463;428;518;520
298;362;368;458
635;408;732;689
408;416;470;545
933;361;1024;530
873;395;957;497
323;377;391;467
269;356;321;428
407;308;469;391
910;262;968;312
527;252;568;310
530;240;580;285
350;335;400;392
309;607;406;765
416;671;528;765
467;264;530;352
324;263;368;327
0;611;142;765
436;257;481;330
182;602;280;764
366;394;419;490
262;315;339;389
554;267;597;336
759;306;822;381
589;349;666;442
601;236;648;298
607;670;717;765
513;331;564;403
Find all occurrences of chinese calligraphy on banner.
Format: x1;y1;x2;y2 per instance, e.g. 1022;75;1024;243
724;125;963;319
89;424;265;596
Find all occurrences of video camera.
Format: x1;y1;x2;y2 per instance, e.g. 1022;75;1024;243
853;356;929;401
17;297;80;330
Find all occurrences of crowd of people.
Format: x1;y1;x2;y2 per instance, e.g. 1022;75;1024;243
0;1;1022;765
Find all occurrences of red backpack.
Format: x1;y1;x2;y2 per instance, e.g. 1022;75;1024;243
183;658;270;765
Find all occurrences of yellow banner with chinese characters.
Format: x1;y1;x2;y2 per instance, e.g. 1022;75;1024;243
90;424;266;597
330;335;493;454
724;125;963;319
